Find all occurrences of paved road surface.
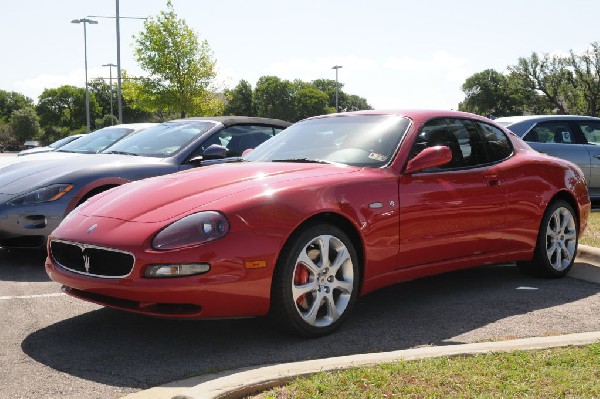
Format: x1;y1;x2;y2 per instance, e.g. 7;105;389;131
1;249;599;399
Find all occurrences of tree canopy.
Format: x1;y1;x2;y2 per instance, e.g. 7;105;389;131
10;107;41;142
0;90;33;122
460;41;600;118
225;77;372;122
134;0;219;118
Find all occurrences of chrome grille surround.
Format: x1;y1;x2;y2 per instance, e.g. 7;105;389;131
50;239;135;279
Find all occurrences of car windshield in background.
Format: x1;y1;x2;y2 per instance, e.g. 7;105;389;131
58;127;133;154
103;121;215;158
48;135;80;149
244;115;410;167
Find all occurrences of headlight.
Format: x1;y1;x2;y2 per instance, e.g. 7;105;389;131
8;184;74;205
152;211;230;250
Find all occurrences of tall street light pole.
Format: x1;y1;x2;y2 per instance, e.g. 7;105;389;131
89;3;147;125
102;63;117;124
332;65;343;113
115;0;123;124
72;18;98;132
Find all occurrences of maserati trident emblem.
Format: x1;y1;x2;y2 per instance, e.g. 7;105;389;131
87;224;97;234
83;253;91;274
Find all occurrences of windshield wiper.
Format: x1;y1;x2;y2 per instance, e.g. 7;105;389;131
272;158;331;164
103;150;139;156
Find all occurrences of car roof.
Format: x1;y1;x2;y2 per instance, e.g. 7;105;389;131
495;115;600;125
303;109;494;123
169;116;292;128
106;123;157;131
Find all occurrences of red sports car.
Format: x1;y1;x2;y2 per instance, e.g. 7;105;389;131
46;110;591;337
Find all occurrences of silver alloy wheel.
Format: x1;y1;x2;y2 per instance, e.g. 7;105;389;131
291;234;354;328
545;206;577;272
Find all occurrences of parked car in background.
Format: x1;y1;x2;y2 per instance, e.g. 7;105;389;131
495;115;600;199
23;140;40;149
45;110;590;337
0;116;290;248
10;123;156;164
18;134;85;156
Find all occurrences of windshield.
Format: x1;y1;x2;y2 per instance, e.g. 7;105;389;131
58;127;133;154
102;121;215;158
49;135;80;149
244;115;410;167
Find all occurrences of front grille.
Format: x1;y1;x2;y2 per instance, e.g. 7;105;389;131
50;240;134;278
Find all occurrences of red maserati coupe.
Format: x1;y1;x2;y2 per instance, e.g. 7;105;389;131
45;110;591;337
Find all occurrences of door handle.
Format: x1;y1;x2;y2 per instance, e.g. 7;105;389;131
594;155;600;160
485;175;502;187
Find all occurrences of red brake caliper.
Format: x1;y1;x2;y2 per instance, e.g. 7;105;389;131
294;264;310;306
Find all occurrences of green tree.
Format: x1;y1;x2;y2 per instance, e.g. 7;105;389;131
569;42;600;116
36;85;100;131
10;107;41;142
509;52;576;114
254;75;294;120
343;94;372;112
0;90;33;122
311;78;342;110
224;80;255;116
294;87;328;121
134;1;219;118
459;69;535;117
88;79;116;121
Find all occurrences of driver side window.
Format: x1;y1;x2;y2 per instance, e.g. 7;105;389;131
409;119;480;170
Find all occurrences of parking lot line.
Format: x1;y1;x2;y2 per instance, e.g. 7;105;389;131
0;293;65;300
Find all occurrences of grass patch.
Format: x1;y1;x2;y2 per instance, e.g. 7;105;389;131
581;210;600;247
251;344;600;398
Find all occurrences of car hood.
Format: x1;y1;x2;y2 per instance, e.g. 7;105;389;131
79;162;359;223
0;154;167;195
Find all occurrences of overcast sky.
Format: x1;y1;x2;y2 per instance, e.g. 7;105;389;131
1;0;599;111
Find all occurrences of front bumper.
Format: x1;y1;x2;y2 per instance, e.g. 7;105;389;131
0;201;65;247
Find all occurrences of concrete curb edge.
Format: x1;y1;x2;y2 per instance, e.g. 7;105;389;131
178;332;600;399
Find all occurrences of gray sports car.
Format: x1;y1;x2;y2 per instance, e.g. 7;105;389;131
495;115;600;199
0;116;290;248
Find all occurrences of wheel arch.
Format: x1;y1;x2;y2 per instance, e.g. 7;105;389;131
77;184;121;206
274;211;366;289
64;177;130;214
548;190;581;229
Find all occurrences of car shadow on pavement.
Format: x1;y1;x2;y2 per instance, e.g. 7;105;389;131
21;263;600;390
0;248;49;282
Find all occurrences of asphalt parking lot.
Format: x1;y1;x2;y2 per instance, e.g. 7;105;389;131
1;249;600;399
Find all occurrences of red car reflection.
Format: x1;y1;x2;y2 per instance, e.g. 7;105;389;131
46;110;591;337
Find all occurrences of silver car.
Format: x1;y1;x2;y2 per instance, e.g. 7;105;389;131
17;134;85;156
495;115;600;199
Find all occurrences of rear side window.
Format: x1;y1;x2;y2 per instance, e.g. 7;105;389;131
474;122;513;163
524;121;579;144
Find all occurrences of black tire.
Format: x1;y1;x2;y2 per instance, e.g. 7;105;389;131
269;224;360;337
517;200;578;278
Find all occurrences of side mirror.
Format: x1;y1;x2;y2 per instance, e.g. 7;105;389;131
405;146;452;174
202;144;228;160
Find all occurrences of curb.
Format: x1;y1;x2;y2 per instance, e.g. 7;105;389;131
122;249;600;399
122;332;600;399
577;244;600;265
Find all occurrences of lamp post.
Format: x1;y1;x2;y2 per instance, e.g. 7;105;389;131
102;63;117;124
71;18;98;132
332;65;343;113
88;2;147;125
